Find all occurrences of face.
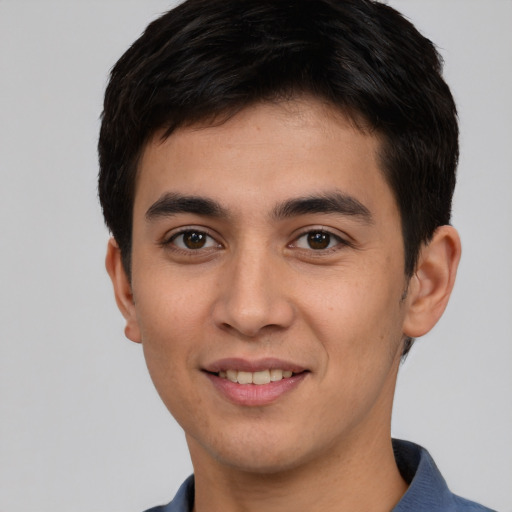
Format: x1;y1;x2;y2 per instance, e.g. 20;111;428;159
120;99;413;474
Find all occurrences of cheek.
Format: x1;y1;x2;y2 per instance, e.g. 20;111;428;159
298;274;405;428
132;269;210;395
300;267;406;366
137;294;208;432
133;261;211;340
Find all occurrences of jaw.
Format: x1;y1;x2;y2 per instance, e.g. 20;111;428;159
185;369;406;512
183;351;401;476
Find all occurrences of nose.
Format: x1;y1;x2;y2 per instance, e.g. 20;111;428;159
212;247;295;339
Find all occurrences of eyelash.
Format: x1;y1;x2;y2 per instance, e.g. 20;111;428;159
161;228;221;253
160;227;351;256
290;229;350;253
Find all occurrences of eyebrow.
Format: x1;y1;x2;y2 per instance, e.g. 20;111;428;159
145;191;372;224
145;192;229;221
272;192;373;223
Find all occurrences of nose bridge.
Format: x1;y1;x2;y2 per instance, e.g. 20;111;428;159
213;241;294;337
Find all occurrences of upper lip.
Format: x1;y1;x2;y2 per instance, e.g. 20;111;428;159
203;357;307;374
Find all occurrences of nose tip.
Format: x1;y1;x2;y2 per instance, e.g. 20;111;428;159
212;256;295;339
217;300;294;338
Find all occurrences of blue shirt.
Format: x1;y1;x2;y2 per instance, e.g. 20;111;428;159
144;439;495;512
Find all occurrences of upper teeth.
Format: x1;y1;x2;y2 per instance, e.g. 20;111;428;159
219;369;293;385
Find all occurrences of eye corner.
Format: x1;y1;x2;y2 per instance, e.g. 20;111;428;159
291;228;349;252
159;227;224;255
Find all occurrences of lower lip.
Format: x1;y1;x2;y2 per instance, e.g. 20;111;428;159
205;372;308;406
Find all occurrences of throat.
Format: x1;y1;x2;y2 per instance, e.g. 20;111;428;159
189;435;408;512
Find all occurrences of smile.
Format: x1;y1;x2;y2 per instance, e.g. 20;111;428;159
218;369;295;385
204;359;308;406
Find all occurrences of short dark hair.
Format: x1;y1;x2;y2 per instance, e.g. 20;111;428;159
98;0;458;355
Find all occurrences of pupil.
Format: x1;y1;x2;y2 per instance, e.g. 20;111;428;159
184;231;206;249
308;232;330;250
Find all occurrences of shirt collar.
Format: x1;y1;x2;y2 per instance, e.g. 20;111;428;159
392;439;455;511
151;439;490;512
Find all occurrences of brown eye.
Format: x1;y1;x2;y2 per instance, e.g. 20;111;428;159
293;230;345;251
183;231;206;249
307;231;331;250
171;230;218;250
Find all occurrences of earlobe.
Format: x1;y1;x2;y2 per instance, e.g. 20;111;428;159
105;238;142;343
403;225;461;338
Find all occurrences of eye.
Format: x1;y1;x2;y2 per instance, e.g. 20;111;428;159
170;230;219;250
293;230;344;250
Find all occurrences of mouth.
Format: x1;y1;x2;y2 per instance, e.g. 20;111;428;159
212;368;301;385
203;359;309;405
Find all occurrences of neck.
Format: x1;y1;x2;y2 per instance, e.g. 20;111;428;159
189;358;407;512
189;427;407;512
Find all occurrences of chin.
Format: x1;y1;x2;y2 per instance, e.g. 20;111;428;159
189;426;320;475
215;449;307;475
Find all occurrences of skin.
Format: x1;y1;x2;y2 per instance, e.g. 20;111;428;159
107;98;461;512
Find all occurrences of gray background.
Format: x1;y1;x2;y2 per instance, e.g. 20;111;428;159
0;1;510;511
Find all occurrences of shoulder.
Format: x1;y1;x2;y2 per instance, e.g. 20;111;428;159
451;494;497;512
392;439;496;512
142;475;194;512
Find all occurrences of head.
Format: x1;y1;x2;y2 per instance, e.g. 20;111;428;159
99;0;461;476
98;0;458;278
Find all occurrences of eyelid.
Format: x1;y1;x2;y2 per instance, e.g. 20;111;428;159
289;226;353;251
160;225;223;250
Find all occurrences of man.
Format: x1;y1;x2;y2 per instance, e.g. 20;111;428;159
98;1;495;510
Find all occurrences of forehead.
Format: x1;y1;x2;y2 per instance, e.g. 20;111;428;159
134;98;394;220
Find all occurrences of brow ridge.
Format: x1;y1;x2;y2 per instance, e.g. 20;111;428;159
272;192;373;223
145;192;228;221
145;191;372;224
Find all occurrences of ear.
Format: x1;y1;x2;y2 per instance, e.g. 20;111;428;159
105;238;142;343
403;225;461;338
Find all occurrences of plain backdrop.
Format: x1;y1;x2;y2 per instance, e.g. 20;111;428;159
0;1;510;511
